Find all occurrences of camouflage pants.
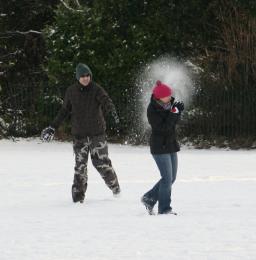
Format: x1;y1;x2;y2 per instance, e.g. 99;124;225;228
73;135;120;194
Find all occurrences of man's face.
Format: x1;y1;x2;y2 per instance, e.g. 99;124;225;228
79;74;91;86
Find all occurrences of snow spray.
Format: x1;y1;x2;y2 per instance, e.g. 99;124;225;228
135;56;195;131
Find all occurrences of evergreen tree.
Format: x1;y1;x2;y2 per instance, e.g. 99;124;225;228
0;0;58;136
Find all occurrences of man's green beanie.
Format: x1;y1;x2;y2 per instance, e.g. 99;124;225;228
76;63;92;80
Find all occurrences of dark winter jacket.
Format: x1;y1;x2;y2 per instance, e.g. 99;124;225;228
51;81;116;138
147;96;180;154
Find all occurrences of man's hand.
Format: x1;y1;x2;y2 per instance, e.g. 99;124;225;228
41;126;55;142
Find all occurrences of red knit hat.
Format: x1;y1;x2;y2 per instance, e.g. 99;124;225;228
152;80;172;99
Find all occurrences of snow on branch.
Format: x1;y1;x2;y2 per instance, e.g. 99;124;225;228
60;0;83;12
0;51;19;59
0;30;42;36
74;0;81;8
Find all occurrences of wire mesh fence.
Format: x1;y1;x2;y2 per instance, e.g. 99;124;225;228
0;79;256;146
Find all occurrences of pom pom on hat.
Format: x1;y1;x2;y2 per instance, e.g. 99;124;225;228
152;80;172;99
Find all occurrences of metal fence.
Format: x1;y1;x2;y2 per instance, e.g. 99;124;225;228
0;80;256;146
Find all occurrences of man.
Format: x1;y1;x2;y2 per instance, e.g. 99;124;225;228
41;63;121;203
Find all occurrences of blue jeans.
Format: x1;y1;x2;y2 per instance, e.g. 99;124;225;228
143;153;178;214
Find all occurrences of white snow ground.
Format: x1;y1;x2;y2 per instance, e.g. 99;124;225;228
0;139;256;260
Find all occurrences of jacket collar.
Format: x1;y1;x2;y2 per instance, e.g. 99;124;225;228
77;81;93;91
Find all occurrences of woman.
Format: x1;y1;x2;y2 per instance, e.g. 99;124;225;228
141;80;184;215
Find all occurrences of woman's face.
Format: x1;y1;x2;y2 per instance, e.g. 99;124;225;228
159;96;171;104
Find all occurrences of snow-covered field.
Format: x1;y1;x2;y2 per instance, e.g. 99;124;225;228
0;139;256;260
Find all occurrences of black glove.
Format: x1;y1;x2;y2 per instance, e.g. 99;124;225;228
41;126;55;142
173;101;184;112
112;111;120;125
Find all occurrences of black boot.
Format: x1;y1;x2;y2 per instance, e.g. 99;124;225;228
141;196;155;215
72;174;87;203
112;186;121;197
158;209;178;215
72;184;86;203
